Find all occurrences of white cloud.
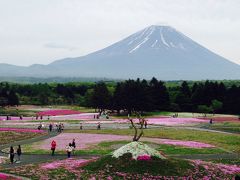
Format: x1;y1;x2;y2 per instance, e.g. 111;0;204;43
0;0;239;66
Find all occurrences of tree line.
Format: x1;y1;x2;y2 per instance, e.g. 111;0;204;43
0;78;239;114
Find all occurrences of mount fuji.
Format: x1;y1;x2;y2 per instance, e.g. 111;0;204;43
1;25;240;80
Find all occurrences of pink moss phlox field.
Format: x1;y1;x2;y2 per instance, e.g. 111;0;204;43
40;158;97;171
37;109;81;116
159;139;215;148
0;173;8;179
112;117;207;126
37;133;215;150
0;127;44;133
137;154;151;161
39;133;131;150
192;160;240;175
0;113;97;121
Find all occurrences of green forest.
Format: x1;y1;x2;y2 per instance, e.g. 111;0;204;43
0;78;240;115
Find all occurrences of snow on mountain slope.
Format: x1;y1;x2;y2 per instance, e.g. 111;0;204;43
1;25;240;80
48;25;240;80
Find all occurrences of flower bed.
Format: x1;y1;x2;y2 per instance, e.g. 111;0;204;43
38;133;131;150
0;128;45;133
2;157;240;179
192;160;240;178
147;139;215;148
37;109;82;116
36;133;215;151
112;142;166;159
0;173;21;180
112;117;207;126
137;154;151;161
41;158;97;171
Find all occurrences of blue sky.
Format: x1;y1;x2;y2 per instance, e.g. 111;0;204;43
0;0;239;66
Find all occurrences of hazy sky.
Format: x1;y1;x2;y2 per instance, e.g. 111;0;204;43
0;0;239;66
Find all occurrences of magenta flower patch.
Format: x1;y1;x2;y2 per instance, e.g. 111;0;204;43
137;154;151;161
37;109;81;116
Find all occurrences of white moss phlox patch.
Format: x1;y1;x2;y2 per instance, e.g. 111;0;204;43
112;142;166;160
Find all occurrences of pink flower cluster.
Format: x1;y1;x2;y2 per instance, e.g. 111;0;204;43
0;173;21;180
193;160;240;175
158;139;215;148
37;109;81;116
38;133;130;150
113;117;207;126
40;158;97;172
137;154;151;161
0;173;8;179
0;128;45;133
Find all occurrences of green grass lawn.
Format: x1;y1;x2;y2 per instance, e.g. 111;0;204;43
0;108;37;117
0;131;46;145
65;128;240;153
20;138;227;156
75;141;226;156
204;122;240;134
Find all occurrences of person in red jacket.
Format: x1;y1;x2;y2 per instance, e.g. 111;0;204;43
51;140;56;156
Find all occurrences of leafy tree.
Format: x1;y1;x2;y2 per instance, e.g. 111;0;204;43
91;82;111;112
197;105;213;116
175;81;192;111
211;99;223;114
149;77;170;111
8;90;19;106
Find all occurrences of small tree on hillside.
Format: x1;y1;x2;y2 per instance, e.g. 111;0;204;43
128;113;146;141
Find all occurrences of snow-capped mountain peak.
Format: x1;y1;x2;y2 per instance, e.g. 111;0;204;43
1;25;240;80
95;25;197;57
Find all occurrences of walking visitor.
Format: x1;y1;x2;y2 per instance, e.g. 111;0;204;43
66;143;73;158
51;140;57;156
9;146;14;164
49;123;53;132
17;145;22;162
71;139;76;155
97;122;101;130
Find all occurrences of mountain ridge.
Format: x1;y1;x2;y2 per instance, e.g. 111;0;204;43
0;25;240;80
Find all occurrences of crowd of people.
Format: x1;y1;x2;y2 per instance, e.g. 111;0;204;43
37;122;64;132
